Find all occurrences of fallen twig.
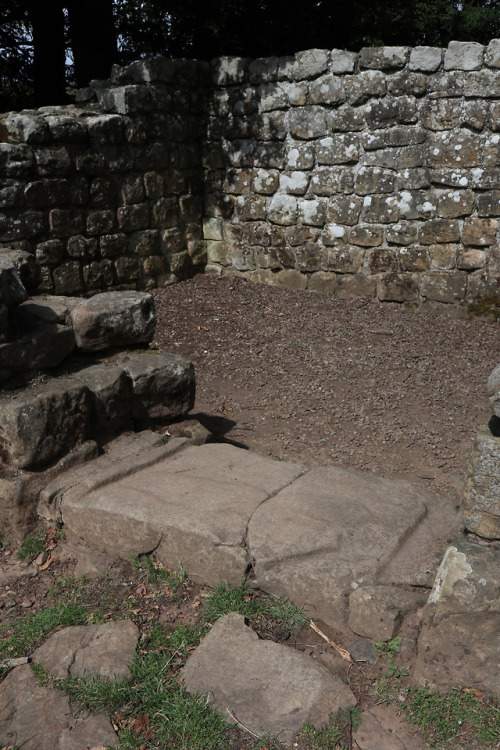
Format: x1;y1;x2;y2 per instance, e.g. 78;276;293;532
226;709;259;738
309;620;354;663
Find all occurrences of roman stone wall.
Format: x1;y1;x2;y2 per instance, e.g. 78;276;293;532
0;58;209;296
205;41;500;304
1;41;500;303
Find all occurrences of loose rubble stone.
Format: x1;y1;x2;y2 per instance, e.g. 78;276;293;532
182;612;356;743
122;350;195;422
70;290;156;351
32;620;139;680
353;703;429;750
1;249;41;293
348;585;426;641
0;665;118;750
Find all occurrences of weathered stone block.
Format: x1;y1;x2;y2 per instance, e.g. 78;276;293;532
327;246;364;273
409;46;443;72
346;71;386;105
436;189;474;218
117;203;149;232
86;210;115;235
362;195;399;224
326;196;362;226
310;167;355;198
75;365;133;438
462;427;500;538
280;80;308;106
130;229;161;257
378;272;419;302
428;243;456;269
485;39;500;68
461;101;488;131
289;106;328;139
298;199;325;227
385;222;417;245
248;56;279;83
71;291;155;351
428;132;481;168
83;259;115;289
1;249;41;293
100;234;128;258
336;273;376;299
330;104;365;132
252;168;279;194
268;195;297;225
457;248;487;270
355;167;395;195
329;49;357;73
462;218;498;246
399;247;430;272
315;135;359;165
122;350;194;422
421;271;467;302
35;240;64;266
235;195;267;222
308;271;337;293
418;219;460;244
308;76;343;105
367;248;397;273
477;191;500;216
0;378;91;469
279;171;310;195
294;49;329;79
294;245;328;272
421;99;460;130
114;255;143;282
388;72;427;96
285;226;320;246
444;41;484;70
53;261;82;295
251;111;287;140
286;143;315;169
349;225;383;247
1;112;50;144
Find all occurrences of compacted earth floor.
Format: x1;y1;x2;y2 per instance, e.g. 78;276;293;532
153;274;499;501
1;275;500;749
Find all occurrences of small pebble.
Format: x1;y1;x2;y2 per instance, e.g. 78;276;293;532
21;598;34;608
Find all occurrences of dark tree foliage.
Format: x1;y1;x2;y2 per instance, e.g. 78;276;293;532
1;0;500;111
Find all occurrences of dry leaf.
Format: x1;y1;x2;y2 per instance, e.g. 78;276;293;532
39;554;56;571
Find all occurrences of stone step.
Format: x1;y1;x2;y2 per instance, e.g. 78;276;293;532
39;430;188;523
58;443;460;636
0;350;195;470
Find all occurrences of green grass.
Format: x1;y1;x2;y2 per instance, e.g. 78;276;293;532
402;687;500;747
468;294;500;321
298;708;361;749
16;531;46;560
131;555;188;590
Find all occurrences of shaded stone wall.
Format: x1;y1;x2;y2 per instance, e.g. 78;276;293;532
0;58;209;296
2;41;500;303
206;41;500;303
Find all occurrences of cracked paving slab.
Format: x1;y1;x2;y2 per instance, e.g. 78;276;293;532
61;443;303;586
247;466;460;632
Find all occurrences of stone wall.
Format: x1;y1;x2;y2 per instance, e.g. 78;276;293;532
205;41;500;303
0;59;209;296
2;41;500;303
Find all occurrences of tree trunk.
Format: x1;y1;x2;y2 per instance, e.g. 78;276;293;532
30;0;67;106
67;0;117;87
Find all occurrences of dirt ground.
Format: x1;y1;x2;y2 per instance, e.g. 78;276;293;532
1;275;499;748
153;274;499;502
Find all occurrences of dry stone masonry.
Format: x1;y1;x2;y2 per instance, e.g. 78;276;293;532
1;40;500;303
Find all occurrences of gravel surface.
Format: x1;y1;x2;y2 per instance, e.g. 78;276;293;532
153;275;499;500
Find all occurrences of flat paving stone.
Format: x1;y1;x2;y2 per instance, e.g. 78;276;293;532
248;466;458;632
181;612;356;743
61;444;303;586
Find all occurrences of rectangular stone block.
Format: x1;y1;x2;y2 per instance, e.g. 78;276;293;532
463;428;500;539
